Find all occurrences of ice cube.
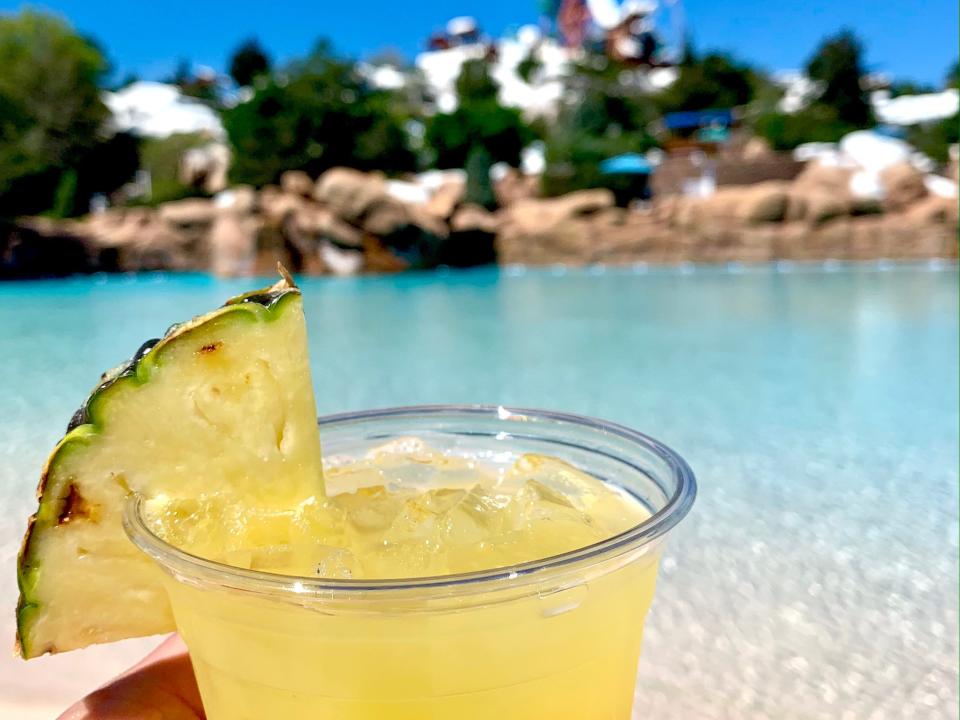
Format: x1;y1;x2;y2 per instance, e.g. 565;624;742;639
232;542;357;577
445;530;528;573
362;539;448;579
507;454;610;511
246;543;297;571
290;496;346;546
315;546;357;579
511;479;610;554
145;496;250;557
418;488;468;514
237;506;298;547
361;439;496;491
381;488;474;544
332;485;412;534
507;454;643;534
364;437;437;461
450;483;517;534
324;461;388;494
381;496;443;544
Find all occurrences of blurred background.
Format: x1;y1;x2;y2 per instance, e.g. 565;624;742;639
0;1;957;718
0;0;958;273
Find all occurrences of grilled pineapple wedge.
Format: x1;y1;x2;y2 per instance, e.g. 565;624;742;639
16;273;323;657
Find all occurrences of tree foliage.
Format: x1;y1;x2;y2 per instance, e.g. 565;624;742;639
229;38;270;87
888;80;936;98
223;41;416;186
464;145;496;209
542;55;658;196
425;101;533;169
753;105;861;151
0;9;121;216
166;59;220;105
656;52;755;113
134;132;211;205
455;58;499;102
946;60;959;89
424;59;535;171
906;115;960;165
805;29;872;127
753;29;875;150
516;51;543;84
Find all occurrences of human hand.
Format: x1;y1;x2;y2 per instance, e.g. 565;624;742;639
58;634;204;719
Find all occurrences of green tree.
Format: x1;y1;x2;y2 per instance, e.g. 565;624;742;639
455;58;499;102
464;145;496;210
425;102;533;169
135;132;211;205
656;52;755;113
168;58;192;86
166;58;220;105
0;9;114;216
888;80;936;98
424;59;535;171
229;38;270;87
898;58;959;165
946;60;959;88
906;115;959;165
50;169;79;219
550;53;652;138
751;29;877;150
753;104;860;151
516;51;543;84
223;40;416;186
805;29;872;127
541;53;658;196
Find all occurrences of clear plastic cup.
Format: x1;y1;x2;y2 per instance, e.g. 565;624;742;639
125;405;696;720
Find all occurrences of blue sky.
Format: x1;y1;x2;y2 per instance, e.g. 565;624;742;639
3;0;957;85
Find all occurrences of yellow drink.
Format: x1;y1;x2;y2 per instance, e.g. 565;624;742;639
126;407;696;720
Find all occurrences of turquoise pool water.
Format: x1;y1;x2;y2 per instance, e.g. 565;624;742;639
1;263;957;718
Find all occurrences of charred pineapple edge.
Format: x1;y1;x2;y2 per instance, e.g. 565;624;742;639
16;272;299;657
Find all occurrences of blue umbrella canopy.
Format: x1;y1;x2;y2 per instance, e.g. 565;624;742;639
599;153;653;175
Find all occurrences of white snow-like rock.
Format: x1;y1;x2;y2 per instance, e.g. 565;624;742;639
793;142;850;166
376;22;680;120
416;43;489;115
521;142;546;175
773;71;823;114
794;130;951;203
491;37;570;119
795;133;938;174
414;29;581;120
587;0;623;29
646;66;679;90
104;81;225;139
385;179;431;205
839;131;913;174
773;70;958;124
360;63;408;91
383;170;467;206
491;162;511;182
849;169;885;200
319;242;363;276
415;169;467;191
925;174;958;198
180;142;230;193
872;89;959;126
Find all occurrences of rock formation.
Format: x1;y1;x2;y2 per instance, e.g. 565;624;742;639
3;160;956;279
